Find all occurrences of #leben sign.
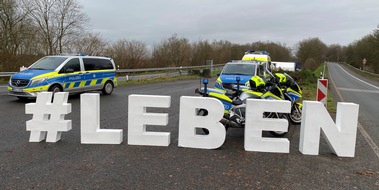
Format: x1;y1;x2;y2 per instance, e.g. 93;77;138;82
25;92;359;157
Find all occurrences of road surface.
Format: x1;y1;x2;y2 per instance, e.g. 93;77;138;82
0;76;378;189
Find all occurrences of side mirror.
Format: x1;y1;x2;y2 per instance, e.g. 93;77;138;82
65;68;75;73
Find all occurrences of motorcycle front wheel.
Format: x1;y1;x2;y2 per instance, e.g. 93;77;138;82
265;112;289;137
197;109;210;134
197;109;229;134
289;103;302;124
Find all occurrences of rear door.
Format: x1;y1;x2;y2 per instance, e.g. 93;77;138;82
82;58;115;91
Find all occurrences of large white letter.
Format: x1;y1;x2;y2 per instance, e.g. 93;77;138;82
128;95;171;146
26;92;71;143
81;93;123;144
299;101;359;157
178;96;226;149
245;99;291;153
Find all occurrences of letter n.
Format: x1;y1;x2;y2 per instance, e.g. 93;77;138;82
299;101;359;157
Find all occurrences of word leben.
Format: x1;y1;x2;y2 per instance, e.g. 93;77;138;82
25;92;359;157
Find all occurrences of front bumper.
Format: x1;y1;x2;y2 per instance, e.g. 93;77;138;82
8;85;48;98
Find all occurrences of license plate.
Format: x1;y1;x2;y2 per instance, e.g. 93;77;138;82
13;88;23;92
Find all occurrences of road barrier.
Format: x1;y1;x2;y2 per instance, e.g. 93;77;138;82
317;79;328;107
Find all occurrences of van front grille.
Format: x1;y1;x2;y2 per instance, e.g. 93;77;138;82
11;79;30;87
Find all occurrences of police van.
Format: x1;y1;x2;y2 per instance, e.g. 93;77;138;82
8;55;117;99
215;60;270;91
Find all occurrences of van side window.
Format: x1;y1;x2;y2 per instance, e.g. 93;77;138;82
83;58;113;71
61;58;80;73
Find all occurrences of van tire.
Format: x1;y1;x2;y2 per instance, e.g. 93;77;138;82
102;81;113;95
49;85;62;94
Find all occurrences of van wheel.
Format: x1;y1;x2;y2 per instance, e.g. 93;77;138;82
49;85;62;93
102;81;113;95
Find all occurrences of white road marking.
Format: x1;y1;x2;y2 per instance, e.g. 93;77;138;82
337;87;379;94
336;64;379;90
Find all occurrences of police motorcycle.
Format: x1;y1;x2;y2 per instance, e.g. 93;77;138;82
195;76;290;137
273;73;303;124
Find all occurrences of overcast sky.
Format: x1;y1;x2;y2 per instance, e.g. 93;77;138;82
80;0;379;48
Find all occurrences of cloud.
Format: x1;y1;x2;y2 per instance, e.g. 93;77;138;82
81;0;379;47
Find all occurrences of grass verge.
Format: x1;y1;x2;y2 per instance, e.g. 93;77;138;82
291;64;336;113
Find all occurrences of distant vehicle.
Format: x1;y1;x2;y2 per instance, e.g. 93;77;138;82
8;55;117;99
215;60;271;91
272;62;301;71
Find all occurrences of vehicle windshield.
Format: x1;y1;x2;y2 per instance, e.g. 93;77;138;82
29;57;68;70
222;64;256;75
284;73;295;84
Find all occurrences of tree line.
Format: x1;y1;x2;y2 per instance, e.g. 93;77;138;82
1;0;378;73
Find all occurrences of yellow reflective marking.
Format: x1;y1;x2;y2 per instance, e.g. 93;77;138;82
79;81;86;87
31;71;58;80
69;82;75;88
90;79;97;85
209;92;232;103
23;85;49;92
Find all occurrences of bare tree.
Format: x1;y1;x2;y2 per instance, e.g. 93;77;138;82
67;32;108;55
152;34;191;67
211;40;232;64
296;37;327;70
325;44;344;63
107;39;149;69
0;0;33;55
27;0;89;55
190;40;213;66
0;0;40;71
124;40;149;69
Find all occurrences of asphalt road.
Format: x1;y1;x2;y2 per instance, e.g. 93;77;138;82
327;63;379;154
0;77;378;189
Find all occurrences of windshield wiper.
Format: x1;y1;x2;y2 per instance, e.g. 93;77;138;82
232;73;249;75
29;68;47;70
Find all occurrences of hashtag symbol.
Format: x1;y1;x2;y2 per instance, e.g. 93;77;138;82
26;92;72;142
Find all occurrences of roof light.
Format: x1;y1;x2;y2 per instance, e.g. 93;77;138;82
245;50;269;55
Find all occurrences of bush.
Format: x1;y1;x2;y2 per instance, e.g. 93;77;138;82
286;70;317;85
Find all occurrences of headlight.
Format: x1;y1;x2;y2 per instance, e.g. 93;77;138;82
30;77;48;86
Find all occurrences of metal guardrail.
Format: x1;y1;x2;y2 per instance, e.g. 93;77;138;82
0;64;225;77
343;63;379;77
0;72;16;77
